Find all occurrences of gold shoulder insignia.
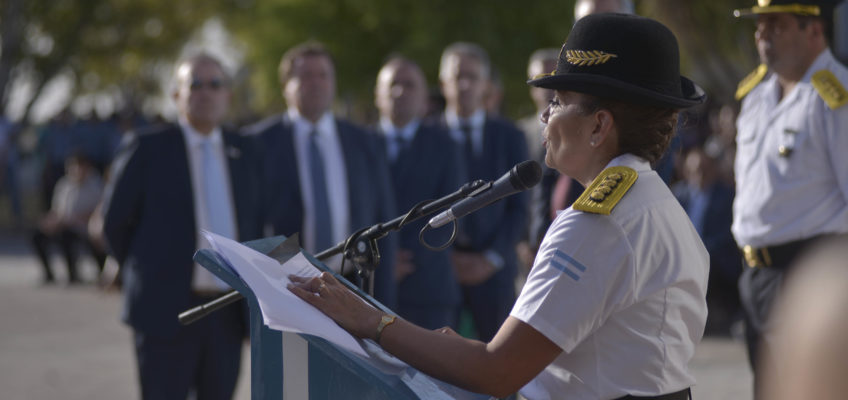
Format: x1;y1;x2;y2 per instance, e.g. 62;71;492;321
572;166;638;215
811;70;848;110
735;64;768;101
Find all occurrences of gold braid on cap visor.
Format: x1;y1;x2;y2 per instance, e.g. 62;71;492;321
734;4;821;17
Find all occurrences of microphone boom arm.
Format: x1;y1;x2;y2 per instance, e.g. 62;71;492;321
177;179;488;325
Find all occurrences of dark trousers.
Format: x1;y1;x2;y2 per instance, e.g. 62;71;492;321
737;237;820;399
133;294;244;400
31;227;106;282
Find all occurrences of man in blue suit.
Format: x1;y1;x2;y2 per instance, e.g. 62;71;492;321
439;42;530;341
374;56;463;329
244;42;397;307
102;53;263;400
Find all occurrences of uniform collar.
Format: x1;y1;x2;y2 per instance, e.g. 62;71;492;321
605;153;651;173
800;48;834;83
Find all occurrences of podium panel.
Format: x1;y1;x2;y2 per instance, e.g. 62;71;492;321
194;235;491;400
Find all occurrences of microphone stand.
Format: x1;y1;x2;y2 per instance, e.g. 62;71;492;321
178;179;487;326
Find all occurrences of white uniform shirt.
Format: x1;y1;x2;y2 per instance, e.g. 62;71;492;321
511;154;709;400
289;109;350;268
732;49;848;248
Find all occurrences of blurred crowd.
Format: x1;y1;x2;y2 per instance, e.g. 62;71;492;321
0;47;744;336
6;0;848;398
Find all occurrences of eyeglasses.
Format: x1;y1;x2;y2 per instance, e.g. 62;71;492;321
189;78;226;91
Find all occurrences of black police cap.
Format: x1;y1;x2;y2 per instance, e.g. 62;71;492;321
528;13;705;109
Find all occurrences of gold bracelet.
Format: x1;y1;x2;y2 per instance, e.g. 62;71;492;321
375;314;397;344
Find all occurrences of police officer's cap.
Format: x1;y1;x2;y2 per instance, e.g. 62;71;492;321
528;13;705;109
733;0;844;17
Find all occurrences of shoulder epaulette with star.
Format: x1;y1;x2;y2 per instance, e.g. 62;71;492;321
572;166;638;215
735;64;768;101
811;70;848;110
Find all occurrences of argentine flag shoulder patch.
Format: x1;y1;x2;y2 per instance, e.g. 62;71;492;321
550;249;588;281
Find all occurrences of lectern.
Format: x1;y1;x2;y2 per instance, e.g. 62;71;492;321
194;235;492;400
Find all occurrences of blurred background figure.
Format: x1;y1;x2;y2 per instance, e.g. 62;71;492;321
731;2;848;396
36;109;76;213
484;67;505;116
374;56;464;330
102;53;263;400
245;42;398;307
0;114;23;229
761;235;848;400
673;147;740;336
574;0;635;20
30;152;104;284
438;42;528;341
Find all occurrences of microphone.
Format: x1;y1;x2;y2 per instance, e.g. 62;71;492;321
427;160;542;228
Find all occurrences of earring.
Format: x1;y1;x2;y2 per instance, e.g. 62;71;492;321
590;140;597;146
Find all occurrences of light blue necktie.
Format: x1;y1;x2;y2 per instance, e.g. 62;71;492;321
201;140;236;240
308;130;333;252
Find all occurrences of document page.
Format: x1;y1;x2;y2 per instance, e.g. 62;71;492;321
202;230;369;358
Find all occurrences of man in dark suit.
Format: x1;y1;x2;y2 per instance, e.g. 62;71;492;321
102;53;263;400
244;42;397;307
373;56;463;329
438;42;530;341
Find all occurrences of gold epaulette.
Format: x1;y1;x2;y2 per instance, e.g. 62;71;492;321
735;64;768;101
811;70;848;110
572;166;638;215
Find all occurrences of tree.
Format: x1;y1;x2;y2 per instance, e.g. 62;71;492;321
0;0;217;125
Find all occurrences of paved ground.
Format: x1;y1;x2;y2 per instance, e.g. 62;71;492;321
0;232;752;399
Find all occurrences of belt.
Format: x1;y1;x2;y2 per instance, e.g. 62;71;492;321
741;236;822;268
615;388;690;400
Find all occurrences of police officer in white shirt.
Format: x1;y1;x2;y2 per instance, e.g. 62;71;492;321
731;1;848;394
288;14;708;400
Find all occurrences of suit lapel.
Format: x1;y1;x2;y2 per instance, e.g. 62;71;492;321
171;125;197;247
223;130;245;231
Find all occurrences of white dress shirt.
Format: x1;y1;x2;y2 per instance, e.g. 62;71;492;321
379;117;420;161
180;119;237;291
732;49;848;247
288;109;350;264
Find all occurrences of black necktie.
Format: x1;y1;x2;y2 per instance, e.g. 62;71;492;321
461;123;474;160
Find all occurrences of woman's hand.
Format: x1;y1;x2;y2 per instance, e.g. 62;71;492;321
288;272;383;340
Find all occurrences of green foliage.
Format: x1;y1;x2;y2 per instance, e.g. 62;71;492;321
0;0;215;122
224;0;577;120
1;0;767;124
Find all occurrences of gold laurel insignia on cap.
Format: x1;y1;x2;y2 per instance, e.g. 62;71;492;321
573;166;638;215
811;70;848;110
735;64;768;100
565;50;618;67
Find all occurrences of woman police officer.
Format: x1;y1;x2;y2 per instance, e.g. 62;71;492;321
289;13;708;400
